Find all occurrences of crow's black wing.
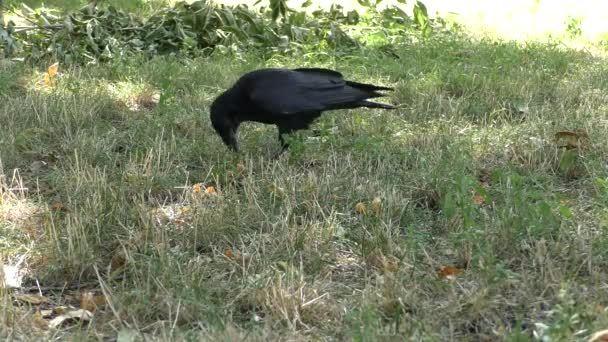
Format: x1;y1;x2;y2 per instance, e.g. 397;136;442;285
248;69;379;115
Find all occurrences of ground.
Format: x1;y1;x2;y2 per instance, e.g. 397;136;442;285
1;1;608;341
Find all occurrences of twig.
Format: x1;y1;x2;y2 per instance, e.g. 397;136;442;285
18;275;124;293
0;4;38;26
13;25;64;33
19;281;99;293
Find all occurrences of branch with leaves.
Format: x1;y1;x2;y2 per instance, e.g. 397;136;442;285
0;0;434;63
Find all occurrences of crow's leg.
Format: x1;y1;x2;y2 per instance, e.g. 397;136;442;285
275;115;319;158
273;125;295;159
278;125;295;151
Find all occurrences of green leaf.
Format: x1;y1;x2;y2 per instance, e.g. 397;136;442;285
20;3;36;15
270;0;289;21
422;24;432;37
558;205;573;219
413;1;429;28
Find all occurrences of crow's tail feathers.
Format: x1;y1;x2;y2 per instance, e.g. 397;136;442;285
346;80;393;92
358;100;397;110
342;80;396;110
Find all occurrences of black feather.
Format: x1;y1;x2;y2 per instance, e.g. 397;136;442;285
210;68;396;153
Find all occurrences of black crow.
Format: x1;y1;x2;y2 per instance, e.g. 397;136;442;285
210;68;395;152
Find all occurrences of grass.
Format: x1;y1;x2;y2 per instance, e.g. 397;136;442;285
2;10;608;341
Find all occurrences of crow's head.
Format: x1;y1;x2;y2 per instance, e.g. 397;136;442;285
210;94;239;152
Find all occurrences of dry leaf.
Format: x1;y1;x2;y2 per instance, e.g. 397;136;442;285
30;160;49;175
2;262;25;288
371;197;382;215
149;208;169;224
437;266;464;279
237;162;246;174
53;306;68;315
383;256;399;273
49;309;93;329
472;194;485;205
276;261;289;272
40;309;53;318
235;253;252;265
205;186;216;194
366;254;384;269
43;73;52;87
93;293;106;307
366;254;398;274
355;202;367;215
80;290;106;312
224;249;235;258
192;183;204;193
590;329;608;342
79;291;96;312
50;201;67;211
15;294;50;305
555;130;588;150
110;251;126;272
268;184;285;196
117;328;139;342
32;311;49;330
47;63;59;78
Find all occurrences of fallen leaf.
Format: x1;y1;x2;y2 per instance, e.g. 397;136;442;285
40;309;53;318
133;91;160;111
472;193;485;205
149;208;169;224
591;329;608;342
355;202;367;215
15;294;50;305
50;201;67;211
110;251;126;272
79;291;95;311
366;254;384;269
32;311;49;330
555;130;588;150
268;184;285;196
79;290;106;312
437;266;464;279
49;309;93;329
276;261;289;272
235;253;252;265
30;160;49;175
2;263;25;288
371;197;382;215
192;183;204;193
224;249;234;258
42;73;51;86
383;256;399;273
366;254;398;273
47;63;59;78
53;306;68;315
237;162;246;174
117;328;139;342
